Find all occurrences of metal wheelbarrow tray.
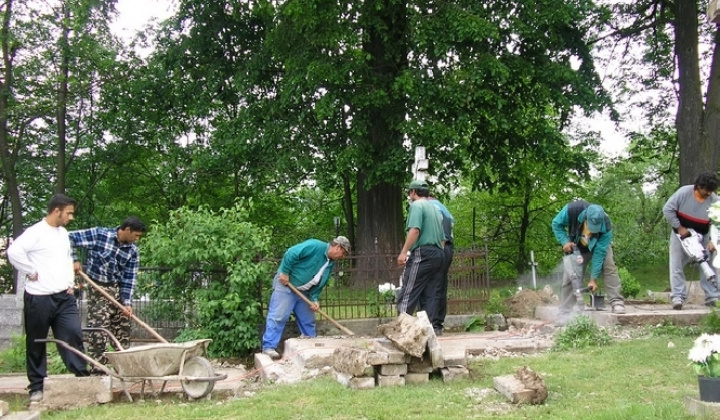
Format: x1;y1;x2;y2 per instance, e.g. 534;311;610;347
38;335;227;401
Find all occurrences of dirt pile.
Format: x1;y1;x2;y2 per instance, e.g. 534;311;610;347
505;289;556;318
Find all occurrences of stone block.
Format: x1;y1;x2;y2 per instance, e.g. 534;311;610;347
40;375;113;410
405;372;430;384
368;339;411;364
334;372;375;389
417;311;444;368
408;355;434;373
333;347;373;377
0;400;9;416
377;313;429;358
493;374;538;404
3;412;40;420
378;364;407;376
376;375;405;387
440;366;470;383
685;395;720;417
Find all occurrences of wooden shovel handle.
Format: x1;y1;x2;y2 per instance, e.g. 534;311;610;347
286;282;355;336
78;271;168;343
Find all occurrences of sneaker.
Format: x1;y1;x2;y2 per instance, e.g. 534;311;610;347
29;390;43;403
433;328;443;337
298;334;312;339
262;348;281;360
611;303;626;314
706;301;717;308
672;300;683;310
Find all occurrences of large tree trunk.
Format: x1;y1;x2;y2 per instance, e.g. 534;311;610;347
0;0;25;292
701;29;720;176
354;0;408;266
675;0;705;186
55;2;71;194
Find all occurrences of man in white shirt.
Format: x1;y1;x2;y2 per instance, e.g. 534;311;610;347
7;194;89;403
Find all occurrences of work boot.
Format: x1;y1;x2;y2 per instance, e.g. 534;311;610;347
262;348;281;360
672;300;683;310
29;390;43;403
611;303;626;314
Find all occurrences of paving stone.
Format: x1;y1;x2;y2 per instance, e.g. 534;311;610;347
376;374;405;387
334;372;375;389
405;372;430;384
2;412;40;420
493;374;536;404
39;375;113;410
439;366;469;383
333;347;373;377
378;364;407;376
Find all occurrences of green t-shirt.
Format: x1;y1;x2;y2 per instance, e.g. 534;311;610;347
406;198;444;251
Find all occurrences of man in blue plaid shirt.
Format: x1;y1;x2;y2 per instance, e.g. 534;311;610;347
69;216;147;369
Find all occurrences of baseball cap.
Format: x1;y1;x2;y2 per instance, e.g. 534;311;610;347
585;205;605;233
408;180;429;192
334;236;351;254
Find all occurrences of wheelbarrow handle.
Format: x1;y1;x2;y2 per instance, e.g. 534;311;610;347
286;282;355;336
78;271;168;343
35;338;117;377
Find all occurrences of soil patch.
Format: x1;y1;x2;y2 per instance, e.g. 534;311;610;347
505;289;556;318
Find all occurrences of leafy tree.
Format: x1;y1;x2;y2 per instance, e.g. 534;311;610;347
139;202;272;356
598;0;720;185
138;0;612;261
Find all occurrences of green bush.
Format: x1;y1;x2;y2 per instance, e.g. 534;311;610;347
484;289;509;316
0;335;68;374
618;267;641;299
463;317;486;332
141;201;272;357
649;320;700;337
701;309;720;334
553;315;611;351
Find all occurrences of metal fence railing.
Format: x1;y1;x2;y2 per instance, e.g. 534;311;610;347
75;247;490;339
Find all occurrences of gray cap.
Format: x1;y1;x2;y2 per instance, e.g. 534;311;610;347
334;236;351;254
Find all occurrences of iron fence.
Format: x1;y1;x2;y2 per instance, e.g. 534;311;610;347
79;247;490;338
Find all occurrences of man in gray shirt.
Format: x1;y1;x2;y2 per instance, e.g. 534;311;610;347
663;172;720;309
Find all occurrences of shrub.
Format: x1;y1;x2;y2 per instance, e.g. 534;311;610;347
0;335;67;374
618;267;641;299
702;309;720;334
553;315;611;351
484;289;509;316
140;201;272;357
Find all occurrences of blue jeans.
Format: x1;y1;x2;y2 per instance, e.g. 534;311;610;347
261;274;316;351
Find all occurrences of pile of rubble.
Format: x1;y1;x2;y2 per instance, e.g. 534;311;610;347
332;312;468;389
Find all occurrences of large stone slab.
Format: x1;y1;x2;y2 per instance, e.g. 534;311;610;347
377;313;430;358
417;311;443;368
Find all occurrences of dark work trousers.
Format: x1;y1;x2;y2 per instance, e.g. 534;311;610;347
24;291;89;392
398;245;444;322
434;243;454;330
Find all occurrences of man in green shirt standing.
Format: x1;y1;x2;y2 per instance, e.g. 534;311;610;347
396;180;445;332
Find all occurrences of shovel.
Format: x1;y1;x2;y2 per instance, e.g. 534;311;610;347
77;271;168;343
286;282;355;336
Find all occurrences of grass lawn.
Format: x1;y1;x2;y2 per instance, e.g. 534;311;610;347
31;332;702;420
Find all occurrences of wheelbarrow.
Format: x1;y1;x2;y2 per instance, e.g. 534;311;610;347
35;272;227;401
38;328;227;401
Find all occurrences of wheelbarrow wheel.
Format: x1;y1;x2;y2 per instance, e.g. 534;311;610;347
181;356;215;399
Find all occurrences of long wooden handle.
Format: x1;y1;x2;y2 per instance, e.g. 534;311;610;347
78;271;168;343
286;282;355;336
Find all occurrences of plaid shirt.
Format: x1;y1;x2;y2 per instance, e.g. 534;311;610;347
68;227;140;305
